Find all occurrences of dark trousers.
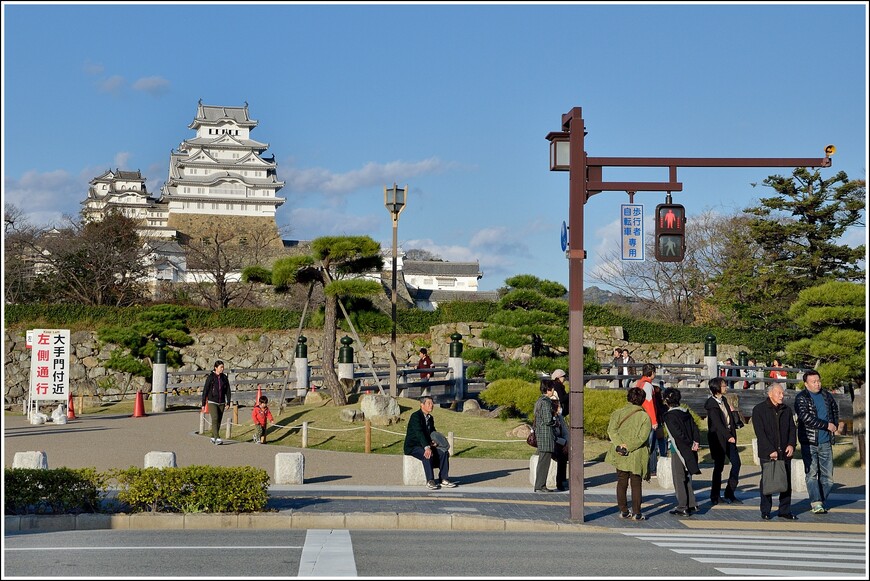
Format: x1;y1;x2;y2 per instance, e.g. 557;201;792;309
534;451;553;490
759;459;792;516
616;469;643;515
409;446;449;482
208;402;225;439
710;441;742;500
553;448;568;488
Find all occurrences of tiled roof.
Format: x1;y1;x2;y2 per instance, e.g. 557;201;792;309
403;260;481;277
409;288;499;302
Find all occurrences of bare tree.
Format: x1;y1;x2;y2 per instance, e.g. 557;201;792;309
16;210;153;306
589;210;726;325
182;224;286;309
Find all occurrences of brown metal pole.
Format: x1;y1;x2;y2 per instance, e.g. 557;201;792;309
565;107;586;522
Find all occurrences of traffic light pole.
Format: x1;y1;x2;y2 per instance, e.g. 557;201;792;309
547;106;833;522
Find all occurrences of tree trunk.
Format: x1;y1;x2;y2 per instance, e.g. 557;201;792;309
321;294;347;406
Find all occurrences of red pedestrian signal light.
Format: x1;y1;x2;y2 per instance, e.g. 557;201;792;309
654;203;686;262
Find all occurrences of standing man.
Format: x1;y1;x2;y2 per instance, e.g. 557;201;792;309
403;397;456;490
201;360;231;445
752;383;798;521
704;377;742;505
416;348;434;380
795;370;840;514
551;368;569;415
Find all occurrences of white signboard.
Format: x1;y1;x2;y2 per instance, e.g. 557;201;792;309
29;329;71;401
621;204;644;261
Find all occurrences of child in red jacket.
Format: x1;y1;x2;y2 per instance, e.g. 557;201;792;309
252;396;274;444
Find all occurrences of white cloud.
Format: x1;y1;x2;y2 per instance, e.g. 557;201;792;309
281;157;450;198
98;75;125;95
113;152;132;169
3;169;83;226
132;76;170;96
286;207;381;240
83;61;104;75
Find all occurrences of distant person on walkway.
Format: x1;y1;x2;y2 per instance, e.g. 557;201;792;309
201;360;232;445
621;349;637;381
551;368;569;415
723;357;739;389
550;394;569;491
533;380;558;492
795;370;841;514
662;388;700;517
636;364;664;479
704;377;742;506
612;348;624;388
416;348;434;380
752;383;798;521
743;358;761;390
251;395;274;445
404;396;456;490
769;358;788;382
606;387;652;520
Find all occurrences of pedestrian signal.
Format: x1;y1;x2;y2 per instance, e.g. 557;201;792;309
654;203;686;262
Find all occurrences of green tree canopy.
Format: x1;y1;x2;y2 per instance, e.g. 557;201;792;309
244;235;384;405
785;281;865;388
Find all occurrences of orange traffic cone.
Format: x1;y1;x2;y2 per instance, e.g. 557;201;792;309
256;384;262;404
67;392;77;420
132;390;147;417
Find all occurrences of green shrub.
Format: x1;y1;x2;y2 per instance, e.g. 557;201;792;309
439;300;498;322
462;347;501;364
479;378;538;418
4;468;106;515
583;390;631;440
111;465;269;513
484;359;541;384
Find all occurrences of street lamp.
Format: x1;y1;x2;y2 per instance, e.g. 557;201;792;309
384;183;408;398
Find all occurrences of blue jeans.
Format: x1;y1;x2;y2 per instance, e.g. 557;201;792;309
802;441;834;505
647;429;668;475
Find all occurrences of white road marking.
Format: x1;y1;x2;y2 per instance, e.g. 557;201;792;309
297;529;357;577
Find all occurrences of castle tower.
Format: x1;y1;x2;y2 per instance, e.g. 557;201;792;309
159;100;285;249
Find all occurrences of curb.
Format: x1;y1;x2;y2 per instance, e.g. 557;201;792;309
4;512;612;534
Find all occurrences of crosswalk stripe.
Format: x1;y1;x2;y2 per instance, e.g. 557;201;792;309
693;557;866;569
624;531;867;578
714;567;865;578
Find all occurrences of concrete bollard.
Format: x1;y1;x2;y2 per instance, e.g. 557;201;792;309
144;451;177;469
528;454;562;490
791;458;807;493
403;455;427;486
12;451;48;469
274;452;305;485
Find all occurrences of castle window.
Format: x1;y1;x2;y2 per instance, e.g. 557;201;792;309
201;237;211;246
197;202;204;209
212;203;218;210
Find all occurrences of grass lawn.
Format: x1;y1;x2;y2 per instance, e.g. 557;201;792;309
30;395;860;467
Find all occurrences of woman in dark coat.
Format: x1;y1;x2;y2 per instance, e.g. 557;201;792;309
662;388;700;517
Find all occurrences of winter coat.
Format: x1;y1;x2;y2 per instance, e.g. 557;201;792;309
794;388;840;446
663;406;701;475
533;395;557;453
752;398;797;461
252;406;274;428
704;395;738;460
605;403;651;478
201;371;231;407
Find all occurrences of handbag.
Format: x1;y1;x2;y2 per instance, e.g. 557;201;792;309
762;459;789;495
526;429;537;448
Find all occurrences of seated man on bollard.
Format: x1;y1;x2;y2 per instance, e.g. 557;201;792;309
404;396;457;490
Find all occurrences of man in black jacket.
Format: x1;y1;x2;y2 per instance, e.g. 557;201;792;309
752;383;798;520
794;370;840;514
704;377;742;506
404;397;456;490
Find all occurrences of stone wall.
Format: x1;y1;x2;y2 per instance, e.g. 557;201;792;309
3;324;748;407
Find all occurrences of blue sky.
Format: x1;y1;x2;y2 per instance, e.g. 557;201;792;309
3;2;867;292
